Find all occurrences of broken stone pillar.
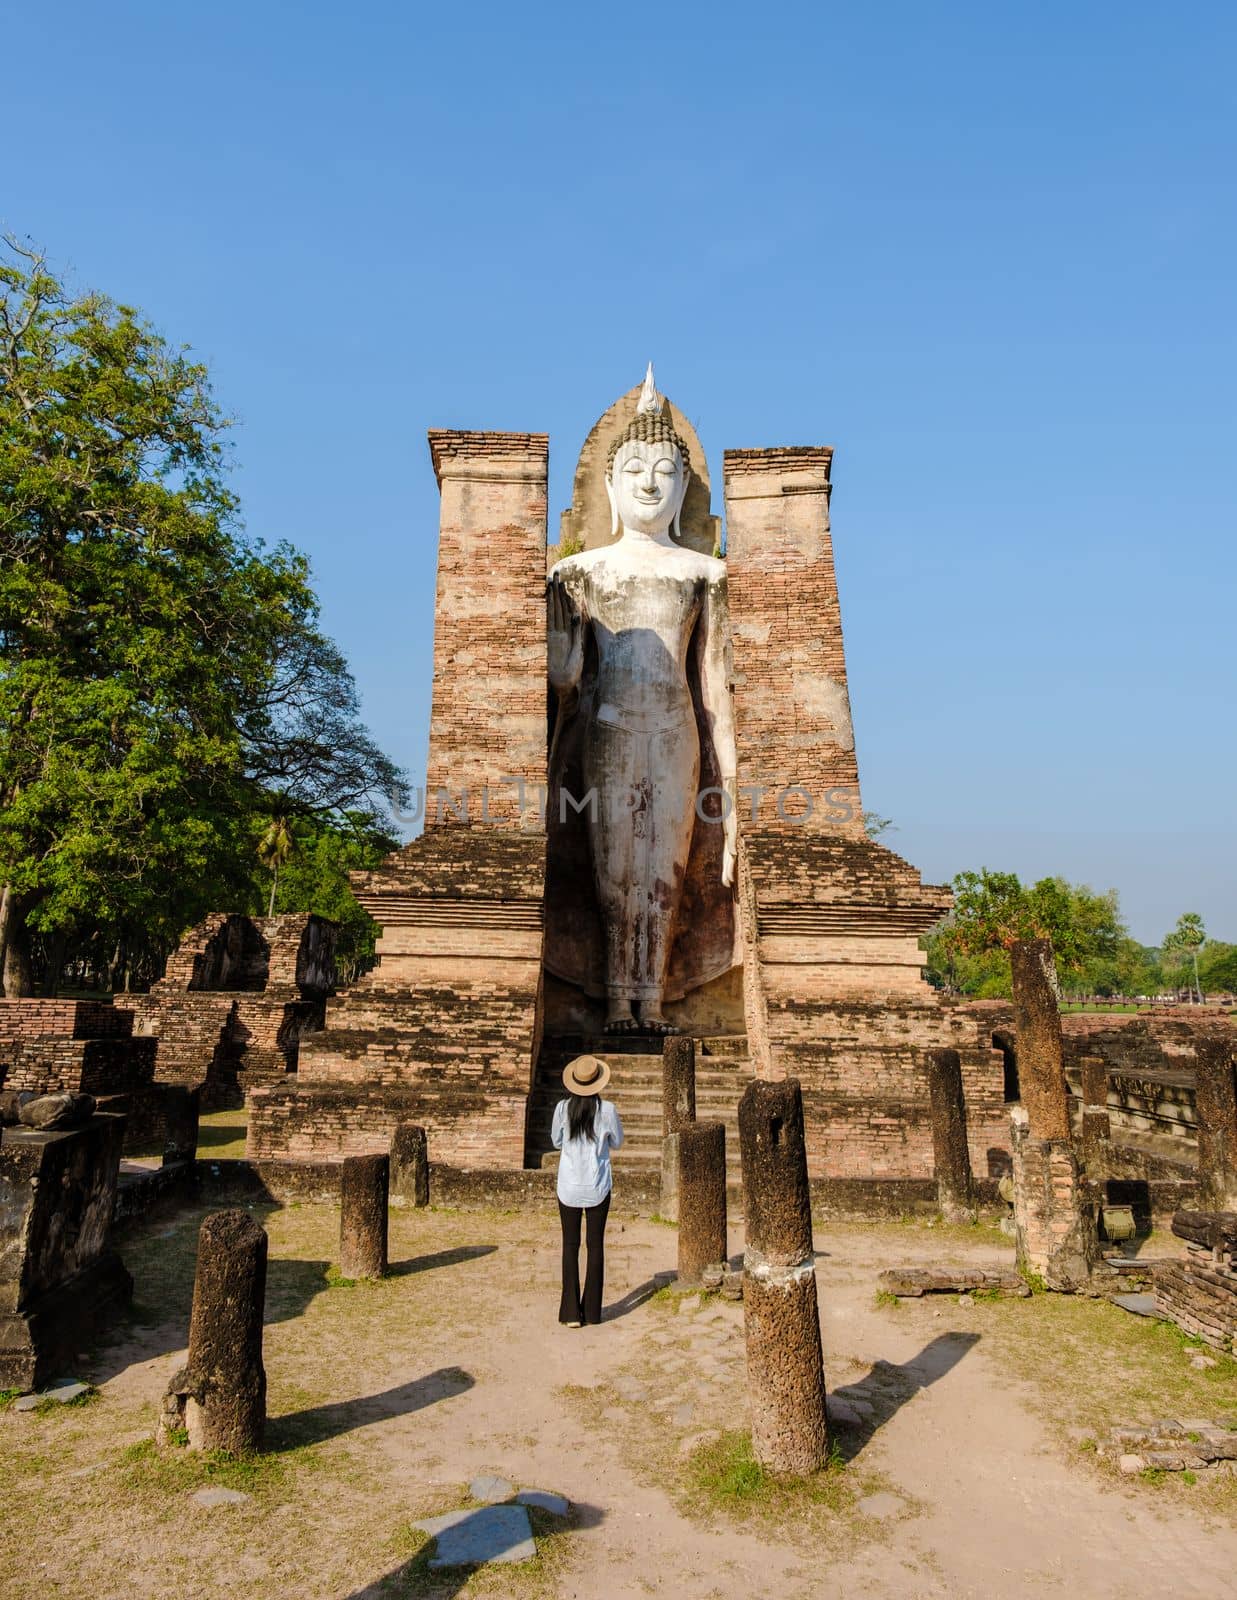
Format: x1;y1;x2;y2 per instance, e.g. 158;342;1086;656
677;1120;727;1286
1079;1056;1111;1164
0;1114;132;1390
1008;940;1100;1290
1194;1037;1237;1212
659;1035;697;1223
161;1085;200;1167
160;1209;266;1451
390;1122;429;1208
927;1048;976;1223
340;1152;389;1279
738;1078;828;1474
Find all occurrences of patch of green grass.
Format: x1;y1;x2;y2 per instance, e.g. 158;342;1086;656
326;1266;359;1289
0;1389;20;1410
688;1430;853;1517
1182;1469;1198;1485
873;1290;902;1310
1019;1268;1047;1293
117;1435;328;1499
1140;1465;1168;1486
648;1213;678;1228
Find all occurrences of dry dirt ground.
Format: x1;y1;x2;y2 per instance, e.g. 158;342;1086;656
3;1195;1235;1600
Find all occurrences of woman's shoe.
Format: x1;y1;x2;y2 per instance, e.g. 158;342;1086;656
564;1319;581;1328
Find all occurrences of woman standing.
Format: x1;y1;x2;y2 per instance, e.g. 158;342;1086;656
552;1054;624;1327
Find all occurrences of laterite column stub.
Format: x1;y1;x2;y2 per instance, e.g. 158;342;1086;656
1009;939;1070;1141
660;1036;697;1222
677;1119;727;1286
160;1209;267;1452
390;1122;430;1208
340;1153;390;1280
738;1078;828;1474
927;1048;976;1224
1195;1038;1237;1212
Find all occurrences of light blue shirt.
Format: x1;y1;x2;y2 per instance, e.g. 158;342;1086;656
551;1097;624;1208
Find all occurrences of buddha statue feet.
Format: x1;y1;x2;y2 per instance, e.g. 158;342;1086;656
640;1012;679;1036
604;1004;639;1034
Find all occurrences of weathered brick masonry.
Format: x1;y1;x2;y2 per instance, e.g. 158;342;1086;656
248;432;550;1168
132;913;337;1109
723;446;1006;1182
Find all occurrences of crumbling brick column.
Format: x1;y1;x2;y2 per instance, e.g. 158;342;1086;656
1079;1056;1111;1164
340;1152;389;1279
390;1122;429;1208
738;1078;828;1474
1008;940;1099;1291
1194;1038;1237;1212
660;1036;697;1223
161;1086;199;1167
678;1120;727;1286
160;1210;266;1451
927;1048;975;1224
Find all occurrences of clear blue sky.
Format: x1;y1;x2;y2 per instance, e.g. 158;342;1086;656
4;2;1233;944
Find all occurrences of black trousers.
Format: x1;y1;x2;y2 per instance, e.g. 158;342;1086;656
558;1193;611;1325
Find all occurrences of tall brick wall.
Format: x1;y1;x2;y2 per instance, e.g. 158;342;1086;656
249;432;551;1171
425;430;549;829
724;447;862;833
722;443;1005;1181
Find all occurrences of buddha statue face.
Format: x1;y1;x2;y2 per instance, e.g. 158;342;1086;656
606;437;690;539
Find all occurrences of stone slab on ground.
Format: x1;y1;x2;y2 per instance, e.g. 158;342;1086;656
1112;1293;1160;1318
415;1504;536;1567
468;1473;514;1503
878;1266;1030;1298
12;1380;90;1411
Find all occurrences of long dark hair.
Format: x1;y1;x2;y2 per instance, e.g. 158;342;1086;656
565;1092;599;1143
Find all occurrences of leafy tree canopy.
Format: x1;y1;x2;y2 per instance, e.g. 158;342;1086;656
0;238;405;993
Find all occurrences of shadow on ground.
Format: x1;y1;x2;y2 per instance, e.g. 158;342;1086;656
387;1245;498;1277
267;1366;475;1450
830;1331;981;1462
342;1498;605;1598
602;1272;674;1322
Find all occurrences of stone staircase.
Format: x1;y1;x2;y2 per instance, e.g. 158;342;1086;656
525;1034;752;1179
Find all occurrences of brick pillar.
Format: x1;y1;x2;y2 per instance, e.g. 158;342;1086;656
340;1153;389;1280
424;431;549;830
1009;939;1070;1140
660;1036;697;1223
677;1120;727;1286
390;1122;429;1208
160;1210;266;1451
1195;1037;1237;1212
723;447;862;835
738;1078;828;1474
1079;1056;1111;1164
927;1048;975;1224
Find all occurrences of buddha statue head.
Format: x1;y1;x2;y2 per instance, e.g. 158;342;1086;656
605;364;692;541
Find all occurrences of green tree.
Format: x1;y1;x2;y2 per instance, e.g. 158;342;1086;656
256;815;296;917
0;238;405;994
242;814;396;983
923;868;1124;996
1163;912;1206;1004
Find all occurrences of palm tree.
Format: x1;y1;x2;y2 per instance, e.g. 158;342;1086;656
257;816;295;917
1163;912;1206;1004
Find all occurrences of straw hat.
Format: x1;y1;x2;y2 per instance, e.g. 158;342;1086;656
562;1054;611;1096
